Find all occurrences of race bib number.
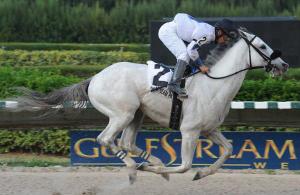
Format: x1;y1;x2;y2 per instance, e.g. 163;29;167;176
147;61;172;89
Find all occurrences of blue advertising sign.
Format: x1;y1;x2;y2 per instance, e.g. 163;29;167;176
70;130;300;170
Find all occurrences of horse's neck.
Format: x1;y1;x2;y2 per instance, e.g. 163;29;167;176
211;41;248;78
195;40;249;105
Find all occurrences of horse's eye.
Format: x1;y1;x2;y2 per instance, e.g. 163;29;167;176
260;44;266;49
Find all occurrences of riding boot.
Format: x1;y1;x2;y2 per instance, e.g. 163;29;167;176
168;59;188;98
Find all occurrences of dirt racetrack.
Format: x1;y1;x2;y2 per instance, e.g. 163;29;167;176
0;167;300;195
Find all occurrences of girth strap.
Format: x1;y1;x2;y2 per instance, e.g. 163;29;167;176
169;79;185;130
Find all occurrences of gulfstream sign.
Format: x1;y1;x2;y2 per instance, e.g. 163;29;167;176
70;131;300;170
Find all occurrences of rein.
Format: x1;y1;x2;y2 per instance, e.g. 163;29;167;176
204;66;263;79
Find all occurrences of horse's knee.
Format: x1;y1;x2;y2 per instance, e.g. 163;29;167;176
119;141;135;152
97;114;135;146
97;134;112;147
225;144;233;157
119;132;136;151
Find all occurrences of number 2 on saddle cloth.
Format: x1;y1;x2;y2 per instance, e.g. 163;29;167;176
151;63;198;88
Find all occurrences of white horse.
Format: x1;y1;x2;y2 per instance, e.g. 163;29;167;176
13;30;288;183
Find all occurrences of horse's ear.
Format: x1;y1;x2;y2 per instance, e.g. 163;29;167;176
238;30;247;38
238;27;250;38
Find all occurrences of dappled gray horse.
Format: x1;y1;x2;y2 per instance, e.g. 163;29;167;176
13;30;288;183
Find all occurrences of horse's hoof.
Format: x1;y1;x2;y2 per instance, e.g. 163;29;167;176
129;173;137;185
161;173;170;181
136;162;149;171
128;168;137;185
193;169;211;181
192;172;202;181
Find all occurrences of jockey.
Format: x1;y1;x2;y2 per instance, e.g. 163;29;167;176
158;13;238;98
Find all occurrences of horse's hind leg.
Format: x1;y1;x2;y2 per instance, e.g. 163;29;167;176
193;130;233;180
96;112;140;184
89;84;141;184
119;109;170;181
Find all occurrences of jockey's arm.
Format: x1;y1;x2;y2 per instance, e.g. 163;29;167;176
186;26;213;73
187;40;210;73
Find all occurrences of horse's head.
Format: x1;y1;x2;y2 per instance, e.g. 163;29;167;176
239;30;289;76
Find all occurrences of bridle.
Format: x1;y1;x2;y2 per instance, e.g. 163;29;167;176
204;34;282;79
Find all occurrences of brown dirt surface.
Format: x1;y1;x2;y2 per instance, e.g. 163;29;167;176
0;166;300;195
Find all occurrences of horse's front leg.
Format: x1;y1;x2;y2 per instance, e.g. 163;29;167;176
139;129;200;174
193;130;233;180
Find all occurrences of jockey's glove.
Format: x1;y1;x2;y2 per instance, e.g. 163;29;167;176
194;58;210;73
199;65;210;73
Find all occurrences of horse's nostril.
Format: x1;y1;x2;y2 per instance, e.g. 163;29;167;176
283;63;289;70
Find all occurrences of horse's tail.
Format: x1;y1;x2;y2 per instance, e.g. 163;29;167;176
6;78;92;115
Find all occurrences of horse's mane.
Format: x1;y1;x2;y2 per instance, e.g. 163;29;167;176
204;27;250;67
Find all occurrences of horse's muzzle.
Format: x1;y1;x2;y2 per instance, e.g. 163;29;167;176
282;62;289;72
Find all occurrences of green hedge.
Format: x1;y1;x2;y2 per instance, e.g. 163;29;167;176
236;78;300;101
19;65;105;78
0;49;149;66
0;67;81;98
0;43;149;52
0;130;69;155
245;69;300;81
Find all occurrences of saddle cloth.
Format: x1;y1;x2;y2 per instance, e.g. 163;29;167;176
147;61;173;90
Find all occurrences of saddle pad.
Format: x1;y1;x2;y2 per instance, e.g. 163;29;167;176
147;61;173;89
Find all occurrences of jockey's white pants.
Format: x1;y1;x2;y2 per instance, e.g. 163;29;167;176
158;21;190;63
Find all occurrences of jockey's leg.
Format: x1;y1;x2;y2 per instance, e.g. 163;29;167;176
158;21;190;98
96;114;138;184
193;130;233;180
119;109;169;181
138;129;200;174
168;59;189;98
